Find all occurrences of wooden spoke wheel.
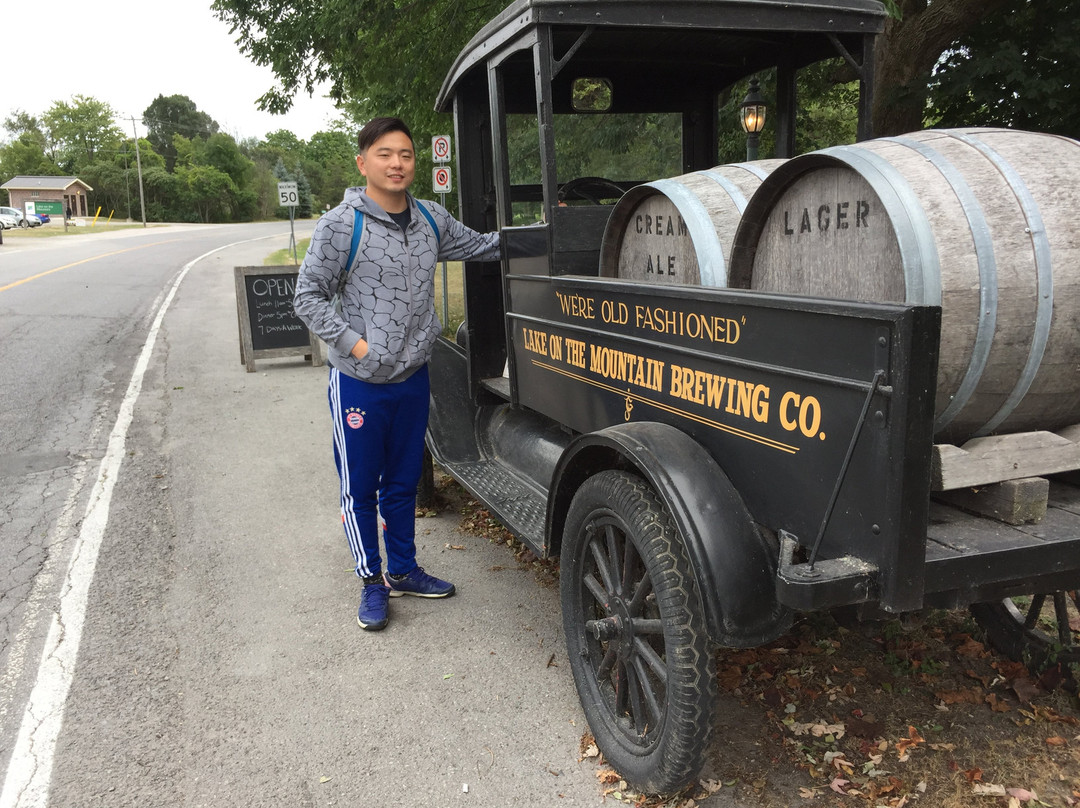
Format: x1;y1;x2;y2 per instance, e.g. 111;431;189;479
971;590;1080;672
561;470;715;793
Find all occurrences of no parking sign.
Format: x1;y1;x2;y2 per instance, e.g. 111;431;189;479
432;135;452;163
433;166;452;193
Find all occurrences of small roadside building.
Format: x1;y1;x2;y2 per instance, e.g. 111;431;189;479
1;176;94;218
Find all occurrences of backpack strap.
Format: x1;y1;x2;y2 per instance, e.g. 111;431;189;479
331;208;363;310
345;208;364;275
417;203;441;247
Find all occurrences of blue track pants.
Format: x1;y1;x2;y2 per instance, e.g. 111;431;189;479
328;365;429;578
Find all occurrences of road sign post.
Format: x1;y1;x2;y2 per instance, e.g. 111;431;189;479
277;182;300;263
431;138;453;326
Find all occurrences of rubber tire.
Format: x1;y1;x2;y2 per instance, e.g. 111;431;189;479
561;470;715;794
971;591;1080;668
18;218;28;228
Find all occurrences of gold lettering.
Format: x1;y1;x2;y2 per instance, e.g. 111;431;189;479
554;290;596;320
780;391;800;431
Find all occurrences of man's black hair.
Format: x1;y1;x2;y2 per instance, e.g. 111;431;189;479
357;117;413;153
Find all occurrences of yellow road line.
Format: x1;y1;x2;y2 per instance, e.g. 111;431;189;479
0;240;181;293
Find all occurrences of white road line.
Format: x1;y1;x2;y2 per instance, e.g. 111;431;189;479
0;235;283;808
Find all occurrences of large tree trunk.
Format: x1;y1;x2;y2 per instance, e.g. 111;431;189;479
872;0;1009;136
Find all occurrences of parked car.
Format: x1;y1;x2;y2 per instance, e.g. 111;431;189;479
0;206;42;227
36;213;50;224
0;212;19;229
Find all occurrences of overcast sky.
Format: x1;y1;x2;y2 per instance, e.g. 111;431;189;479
4;0;344;143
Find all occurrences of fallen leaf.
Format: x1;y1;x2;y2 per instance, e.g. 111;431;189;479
993;659;1029;680
986;693;1011;712
963;768;983;783
717;665;744;691
895;725;925;758
954;635;987;657
444;543;466;550
798;787;817;799
1006;787;1038;801
699;779;722;794
1046;736;1068;746
935;688;983;705
578;731;596;756
829;778;851;795
596;768;621;784
1034;706;1080;726
788;721;846;738
972;783;1007;796
1010;677;1041;703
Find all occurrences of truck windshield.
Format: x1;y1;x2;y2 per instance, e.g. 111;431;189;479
506;111;682;225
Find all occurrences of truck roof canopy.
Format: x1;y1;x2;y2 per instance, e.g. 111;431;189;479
436;0;887;114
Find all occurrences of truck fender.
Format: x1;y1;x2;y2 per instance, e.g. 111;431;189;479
549;422;792;648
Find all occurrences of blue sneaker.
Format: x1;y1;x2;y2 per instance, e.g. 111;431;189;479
384;567;456;598
357;583;390;630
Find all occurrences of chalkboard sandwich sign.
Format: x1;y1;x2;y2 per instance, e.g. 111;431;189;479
234;266;323;372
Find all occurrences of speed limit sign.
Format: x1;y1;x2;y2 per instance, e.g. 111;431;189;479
277;181;299;207
433;166;452;193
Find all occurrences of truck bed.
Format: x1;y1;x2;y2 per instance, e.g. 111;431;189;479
924;478;1080;607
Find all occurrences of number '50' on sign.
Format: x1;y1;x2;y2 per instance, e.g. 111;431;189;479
432;167;452;193
277;181;299;206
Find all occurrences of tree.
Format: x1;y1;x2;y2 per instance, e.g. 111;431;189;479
212;0;501;139
173;132;258;221
140;165;182;222
871;0;1011;135
304;129;357;209
143;95;219;172
3;111;49;150
42;95;124;169
177;163;239;222
213;0;1024;147
294;164;313;218
0;135;62;180
928;0;1080;136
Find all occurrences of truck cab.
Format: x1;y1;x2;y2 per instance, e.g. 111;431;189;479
426;0;1080;793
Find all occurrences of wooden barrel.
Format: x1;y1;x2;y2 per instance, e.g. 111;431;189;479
599;160;786;285
729;128;1080;442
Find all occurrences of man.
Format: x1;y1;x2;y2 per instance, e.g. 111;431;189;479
294;117;500;630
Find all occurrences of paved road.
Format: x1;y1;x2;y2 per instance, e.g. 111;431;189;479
0;225;604;807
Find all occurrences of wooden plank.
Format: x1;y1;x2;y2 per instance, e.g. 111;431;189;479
932;424;1080;490
934;476;1049;526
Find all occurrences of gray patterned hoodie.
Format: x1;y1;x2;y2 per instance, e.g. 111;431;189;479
294;186;500;383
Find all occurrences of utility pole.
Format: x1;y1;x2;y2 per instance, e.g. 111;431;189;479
122;145;132;221
131;117;147;227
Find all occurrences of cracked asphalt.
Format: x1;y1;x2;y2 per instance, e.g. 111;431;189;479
0;225;601;807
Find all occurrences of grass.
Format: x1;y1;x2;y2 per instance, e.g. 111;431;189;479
1;221;150;238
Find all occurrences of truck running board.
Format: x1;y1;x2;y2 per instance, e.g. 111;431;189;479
442;458;548;556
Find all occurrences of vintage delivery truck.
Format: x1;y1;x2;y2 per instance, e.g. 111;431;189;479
424;0;1080;792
